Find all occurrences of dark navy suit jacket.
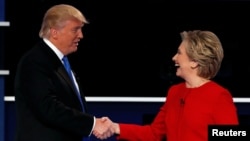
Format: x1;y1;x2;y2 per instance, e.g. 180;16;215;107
14;40;93;141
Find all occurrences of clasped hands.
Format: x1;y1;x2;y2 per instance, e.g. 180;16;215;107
93;117;119;140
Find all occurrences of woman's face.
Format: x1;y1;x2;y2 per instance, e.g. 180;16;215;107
172;41;197;79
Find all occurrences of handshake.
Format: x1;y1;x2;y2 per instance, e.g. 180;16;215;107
92;117;120;140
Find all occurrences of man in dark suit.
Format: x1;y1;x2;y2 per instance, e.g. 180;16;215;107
14;4;113;141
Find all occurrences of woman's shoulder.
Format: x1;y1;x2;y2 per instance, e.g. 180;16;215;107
205;81;230;92
168;82;186;92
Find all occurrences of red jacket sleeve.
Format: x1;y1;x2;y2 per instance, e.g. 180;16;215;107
116;104;167;141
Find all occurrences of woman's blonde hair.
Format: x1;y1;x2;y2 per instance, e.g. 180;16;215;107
181;30;224;79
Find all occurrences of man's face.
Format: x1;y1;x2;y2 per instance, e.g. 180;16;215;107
56;19;84;55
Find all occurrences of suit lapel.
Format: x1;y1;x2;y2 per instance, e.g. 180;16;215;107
39;40;86;111
58;65;78;95
57;65;87;111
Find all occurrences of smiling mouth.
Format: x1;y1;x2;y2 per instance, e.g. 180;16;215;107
74;42;79;46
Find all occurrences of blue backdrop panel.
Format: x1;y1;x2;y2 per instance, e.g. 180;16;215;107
0;0;4;20
0;0;6;140
0;77;5;141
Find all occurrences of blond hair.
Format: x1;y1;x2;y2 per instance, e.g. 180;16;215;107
181;30;224;79
39;4;88;38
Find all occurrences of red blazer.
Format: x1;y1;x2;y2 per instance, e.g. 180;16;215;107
117;81;239;141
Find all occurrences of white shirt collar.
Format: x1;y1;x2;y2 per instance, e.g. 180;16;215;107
43;38;64;60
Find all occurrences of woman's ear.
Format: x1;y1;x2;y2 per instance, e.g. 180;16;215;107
190;60;199;69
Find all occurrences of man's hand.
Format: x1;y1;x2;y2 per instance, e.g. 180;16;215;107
93;117;115;140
